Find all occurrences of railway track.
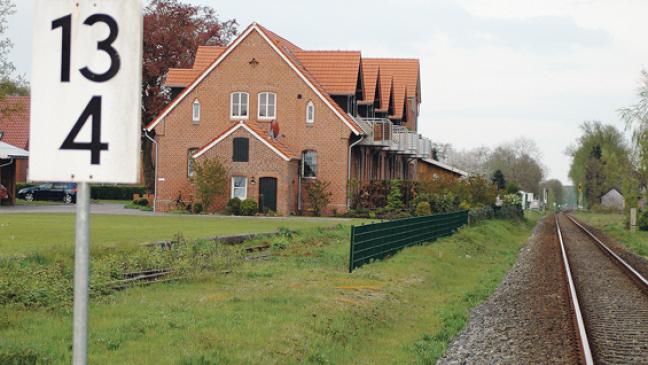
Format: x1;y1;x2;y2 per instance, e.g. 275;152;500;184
555;213;648;364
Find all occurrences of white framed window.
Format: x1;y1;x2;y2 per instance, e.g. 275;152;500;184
258;92;276;119
192;99;201;124
231;176;248;199
306;100;315;124
301;150;317;178
230;92;249;119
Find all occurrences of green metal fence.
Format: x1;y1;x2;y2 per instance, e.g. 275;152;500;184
349;210;468;272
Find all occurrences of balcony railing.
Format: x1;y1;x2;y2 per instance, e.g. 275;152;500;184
357;117;426;156
393;126;418;154
417;136;432;159
359;117;392;147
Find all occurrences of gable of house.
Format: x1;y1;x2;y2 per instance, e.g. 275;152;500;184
147;23;362;135
0;96;30;150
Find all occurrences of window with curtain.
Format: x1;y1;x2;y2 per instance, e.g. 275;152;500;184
231;176;248;199
258;92;276;119
302;150;317;178
230;92;249;118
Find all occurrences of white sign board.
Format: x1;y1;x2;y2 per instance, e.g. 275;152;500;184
30;0;142;183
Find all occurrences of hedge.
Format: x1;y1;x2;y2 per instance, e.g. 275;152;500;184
90;185;146;200
15;183;146;201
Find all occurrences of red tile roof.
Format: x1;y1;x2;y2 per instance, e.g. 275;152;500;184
194;121;296;161
165;46;226;87
255;25;363;134
246;122;296;159
364;58;420;119
149;23;419;134
362;60;380;104
293;51;361;95
0;96;30;150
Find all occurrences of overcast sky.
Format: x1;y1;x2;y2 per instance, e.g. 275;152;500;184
9;0;648;184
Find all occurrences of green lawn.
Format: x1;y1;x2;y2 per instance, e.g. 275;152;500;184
0;215;537;364
572;211;648;258
0;214;359;257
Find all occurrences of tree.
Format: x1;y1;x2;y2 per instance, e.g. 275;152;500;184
567;122;631;208
486;138;545;194
142;0;237;192
191;157;227;212
540;179;564;206
445;146;491;176
491;170;506;191
0;0;28;103
304;179;332;216
619;69;648;178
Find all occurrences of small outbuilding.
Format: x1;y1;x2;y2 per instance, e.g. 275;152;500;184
601;188;624;211
0;140;29;206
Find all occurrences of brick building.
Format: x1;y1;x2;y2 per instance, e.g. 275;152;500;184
145;23;465;214
0;96;30;182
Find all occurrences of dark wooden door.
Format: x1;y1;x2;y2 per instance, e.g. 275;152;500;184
258;177;277;213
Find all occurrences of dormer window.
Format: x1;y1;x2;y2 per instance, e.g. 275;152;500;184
306;101;314;125
231;92;249;119
192;99;201;124
258;92;276;119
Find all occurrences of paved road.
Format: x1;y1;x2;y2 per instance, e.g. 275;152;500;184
0;203;154;215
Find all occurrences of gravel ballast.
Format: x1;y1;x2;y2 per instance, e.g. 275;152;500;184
437;217;579;365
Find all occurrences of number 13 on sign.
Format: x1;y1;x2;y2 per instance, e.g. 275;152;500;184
30;0;142;183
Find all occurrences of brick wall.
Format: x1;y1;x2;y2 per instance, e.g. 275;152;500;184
416;161;462;181
196;127;297;215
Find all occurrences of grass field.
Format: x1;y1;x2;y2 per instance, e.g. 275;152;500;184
0;214;358;257
572;211;648;258
0;214;538;364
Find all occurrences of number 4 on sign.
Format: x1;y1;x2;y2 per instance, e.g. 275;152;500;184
60;96;109;165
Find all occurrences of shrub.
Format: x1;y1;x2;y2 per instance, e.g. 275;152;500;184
415;201;432;216
90;185;146;200
192;202;203;214
240;199;258;216
191;158;228;212
226;197;242;215
305;179;332;216
386;180;404;211
506;183;520;194
137;197;149;206
639;209;648;231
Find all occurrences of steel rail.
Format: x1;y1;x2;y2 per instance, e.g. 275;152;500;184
555;215;595;365
566;214;648;290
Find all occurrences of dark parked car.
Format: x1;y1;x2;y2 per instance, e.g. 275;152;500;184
18;183;77;203
0;184;7;200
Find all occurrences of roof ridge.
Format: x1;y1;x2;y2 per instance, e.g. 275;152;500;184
364;57;420;61
296;50;362;53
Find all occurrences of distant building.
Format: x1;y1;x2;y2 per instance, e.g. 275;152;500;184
601;188;624;211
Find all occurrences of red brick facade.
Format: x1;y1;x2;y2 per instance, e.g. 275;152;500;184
150;28;353;213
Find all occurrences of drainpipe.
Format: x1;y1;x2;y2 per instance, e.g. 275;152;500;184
143;130;158;213
347;135;364;208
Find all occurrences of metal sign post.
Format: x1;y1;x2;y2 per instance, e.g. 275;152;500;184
72;182;90;364
31;2;143;363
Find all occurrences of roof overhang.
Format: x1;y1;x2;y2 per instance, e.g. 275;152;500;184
0;141;29;159
421;158;469;177
193;121;293;161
